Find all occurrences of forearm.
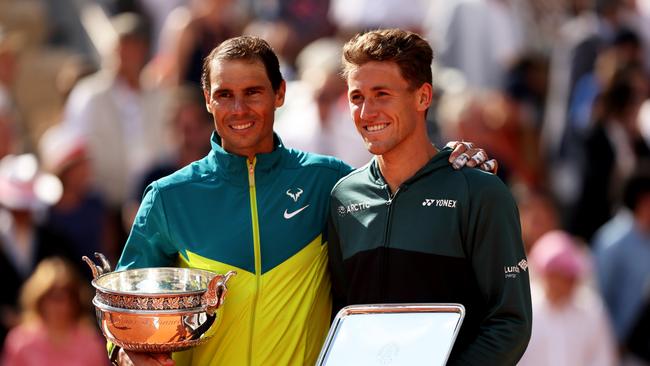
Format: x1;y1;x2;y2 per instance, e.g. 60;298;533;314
448;315;532;366
459;176;533;365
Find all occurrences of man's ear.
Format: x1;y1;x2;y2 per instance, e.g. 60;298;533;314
203;89;212;113
416;83;433;112
275;80;286;108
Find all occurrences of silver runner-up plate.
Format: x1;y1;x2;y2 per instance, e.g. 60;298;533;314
316;303;465;366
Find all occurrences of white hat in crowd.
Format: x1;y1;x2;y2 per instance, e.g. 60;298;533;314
38;124;88;175
0;154;62;211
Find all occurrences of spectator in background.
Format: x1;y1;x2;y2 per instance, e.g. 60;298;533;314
438;89;543;189
0;26;23;157
123;84;213;228
241;19;299;81
569;63;650;241
626;294;650;364
250;0;336;70
329;0;428;37
135;84;213;195
641;97;650;148
274;37;371;167
593;171;650;363
0;26;18;120
543;0;649;217
568;28;644;135
504;53;549;131
133;0;185;54
0;154;71;347
520;230;618;366
515;188;561;252
428;0;524;90
63;12;173;250
0;257;109;366
153;0;246;86
38;125;113;267
0;94;16;160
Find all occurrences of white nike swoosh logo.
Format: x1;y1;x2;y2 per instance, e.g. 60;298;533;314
283;205;310;219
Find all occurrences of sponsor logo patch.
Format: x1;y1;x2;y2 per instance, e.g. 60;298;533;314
286;188;303;202
283;205;310;219
505;258;528;278
337;202;371;216
422;198;457;208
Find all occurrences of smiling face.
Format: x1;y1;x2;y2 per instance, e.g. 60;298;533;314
346;61;431;156
204;58;285;159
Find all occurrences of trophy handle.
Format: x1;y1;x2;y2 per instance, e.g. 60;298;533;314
82;252;113;279
183;313;217;341
202;271;236;315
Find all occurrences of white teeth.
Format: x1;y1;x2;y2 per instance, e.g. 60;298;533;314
366;124;388;132
231;122;253;130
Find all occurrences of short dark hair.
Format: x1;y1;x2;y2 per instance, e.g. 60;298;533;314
341;29;433;90
201;36;284;93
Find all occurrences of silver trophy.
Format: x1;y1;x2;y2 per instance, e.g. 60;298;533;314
83;253;236;353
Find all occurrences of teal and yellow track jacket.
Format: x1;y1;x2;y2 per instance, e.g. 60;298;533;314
117;133;352;365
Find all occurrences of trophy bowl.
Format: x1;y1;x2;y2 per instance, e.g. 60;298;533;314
83;253;236;353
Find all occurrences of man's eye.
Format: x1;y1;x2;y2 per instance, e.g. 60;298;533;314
246;90;261;96
376;91;389;97
216;92;232;98
350;94;363;103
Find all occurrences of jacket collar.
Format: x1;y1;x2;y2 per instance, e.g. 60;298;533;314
209;132;285;179
368;147;453;187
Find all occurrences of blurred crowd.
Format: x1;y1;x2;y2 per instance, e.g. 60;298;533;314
0;0;649;365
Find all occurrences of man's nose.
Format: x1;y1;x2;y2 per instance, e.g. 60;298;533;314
359;99;377;120
231;96;249;113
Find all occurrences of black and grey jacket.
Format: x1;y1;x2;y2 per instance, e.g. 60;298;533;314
328;148;532;366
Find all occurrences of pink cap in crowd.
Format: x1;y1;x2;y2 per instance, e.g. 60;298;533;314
529;230;589;279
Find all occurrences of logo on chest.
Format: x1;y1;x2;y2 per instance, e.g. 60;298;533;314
422;198;457;208
337;201;372;216
286;188;303;202
284;187;309;219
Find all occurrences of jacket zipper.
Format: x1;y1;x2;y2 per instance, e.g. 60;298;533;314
247;158;261;366
382;186;400;301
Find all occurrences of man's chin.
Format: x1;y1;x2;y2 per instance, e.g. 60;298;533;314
365;143;387;156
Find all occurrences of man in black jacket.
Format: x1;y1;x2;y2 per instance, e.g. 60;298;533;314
328;29;532;365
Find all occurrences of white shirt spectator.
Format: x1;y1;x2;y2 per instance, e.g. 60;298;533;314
518;282;618;366
63;71;172;207
329;0;428;31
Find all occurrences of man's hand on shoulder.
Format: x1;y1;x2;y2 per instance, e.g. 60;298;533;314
446;141;498;174
117;348;175;366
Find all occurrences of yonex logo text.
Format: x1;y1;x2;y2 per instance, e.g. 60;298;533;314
422;198;457;208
